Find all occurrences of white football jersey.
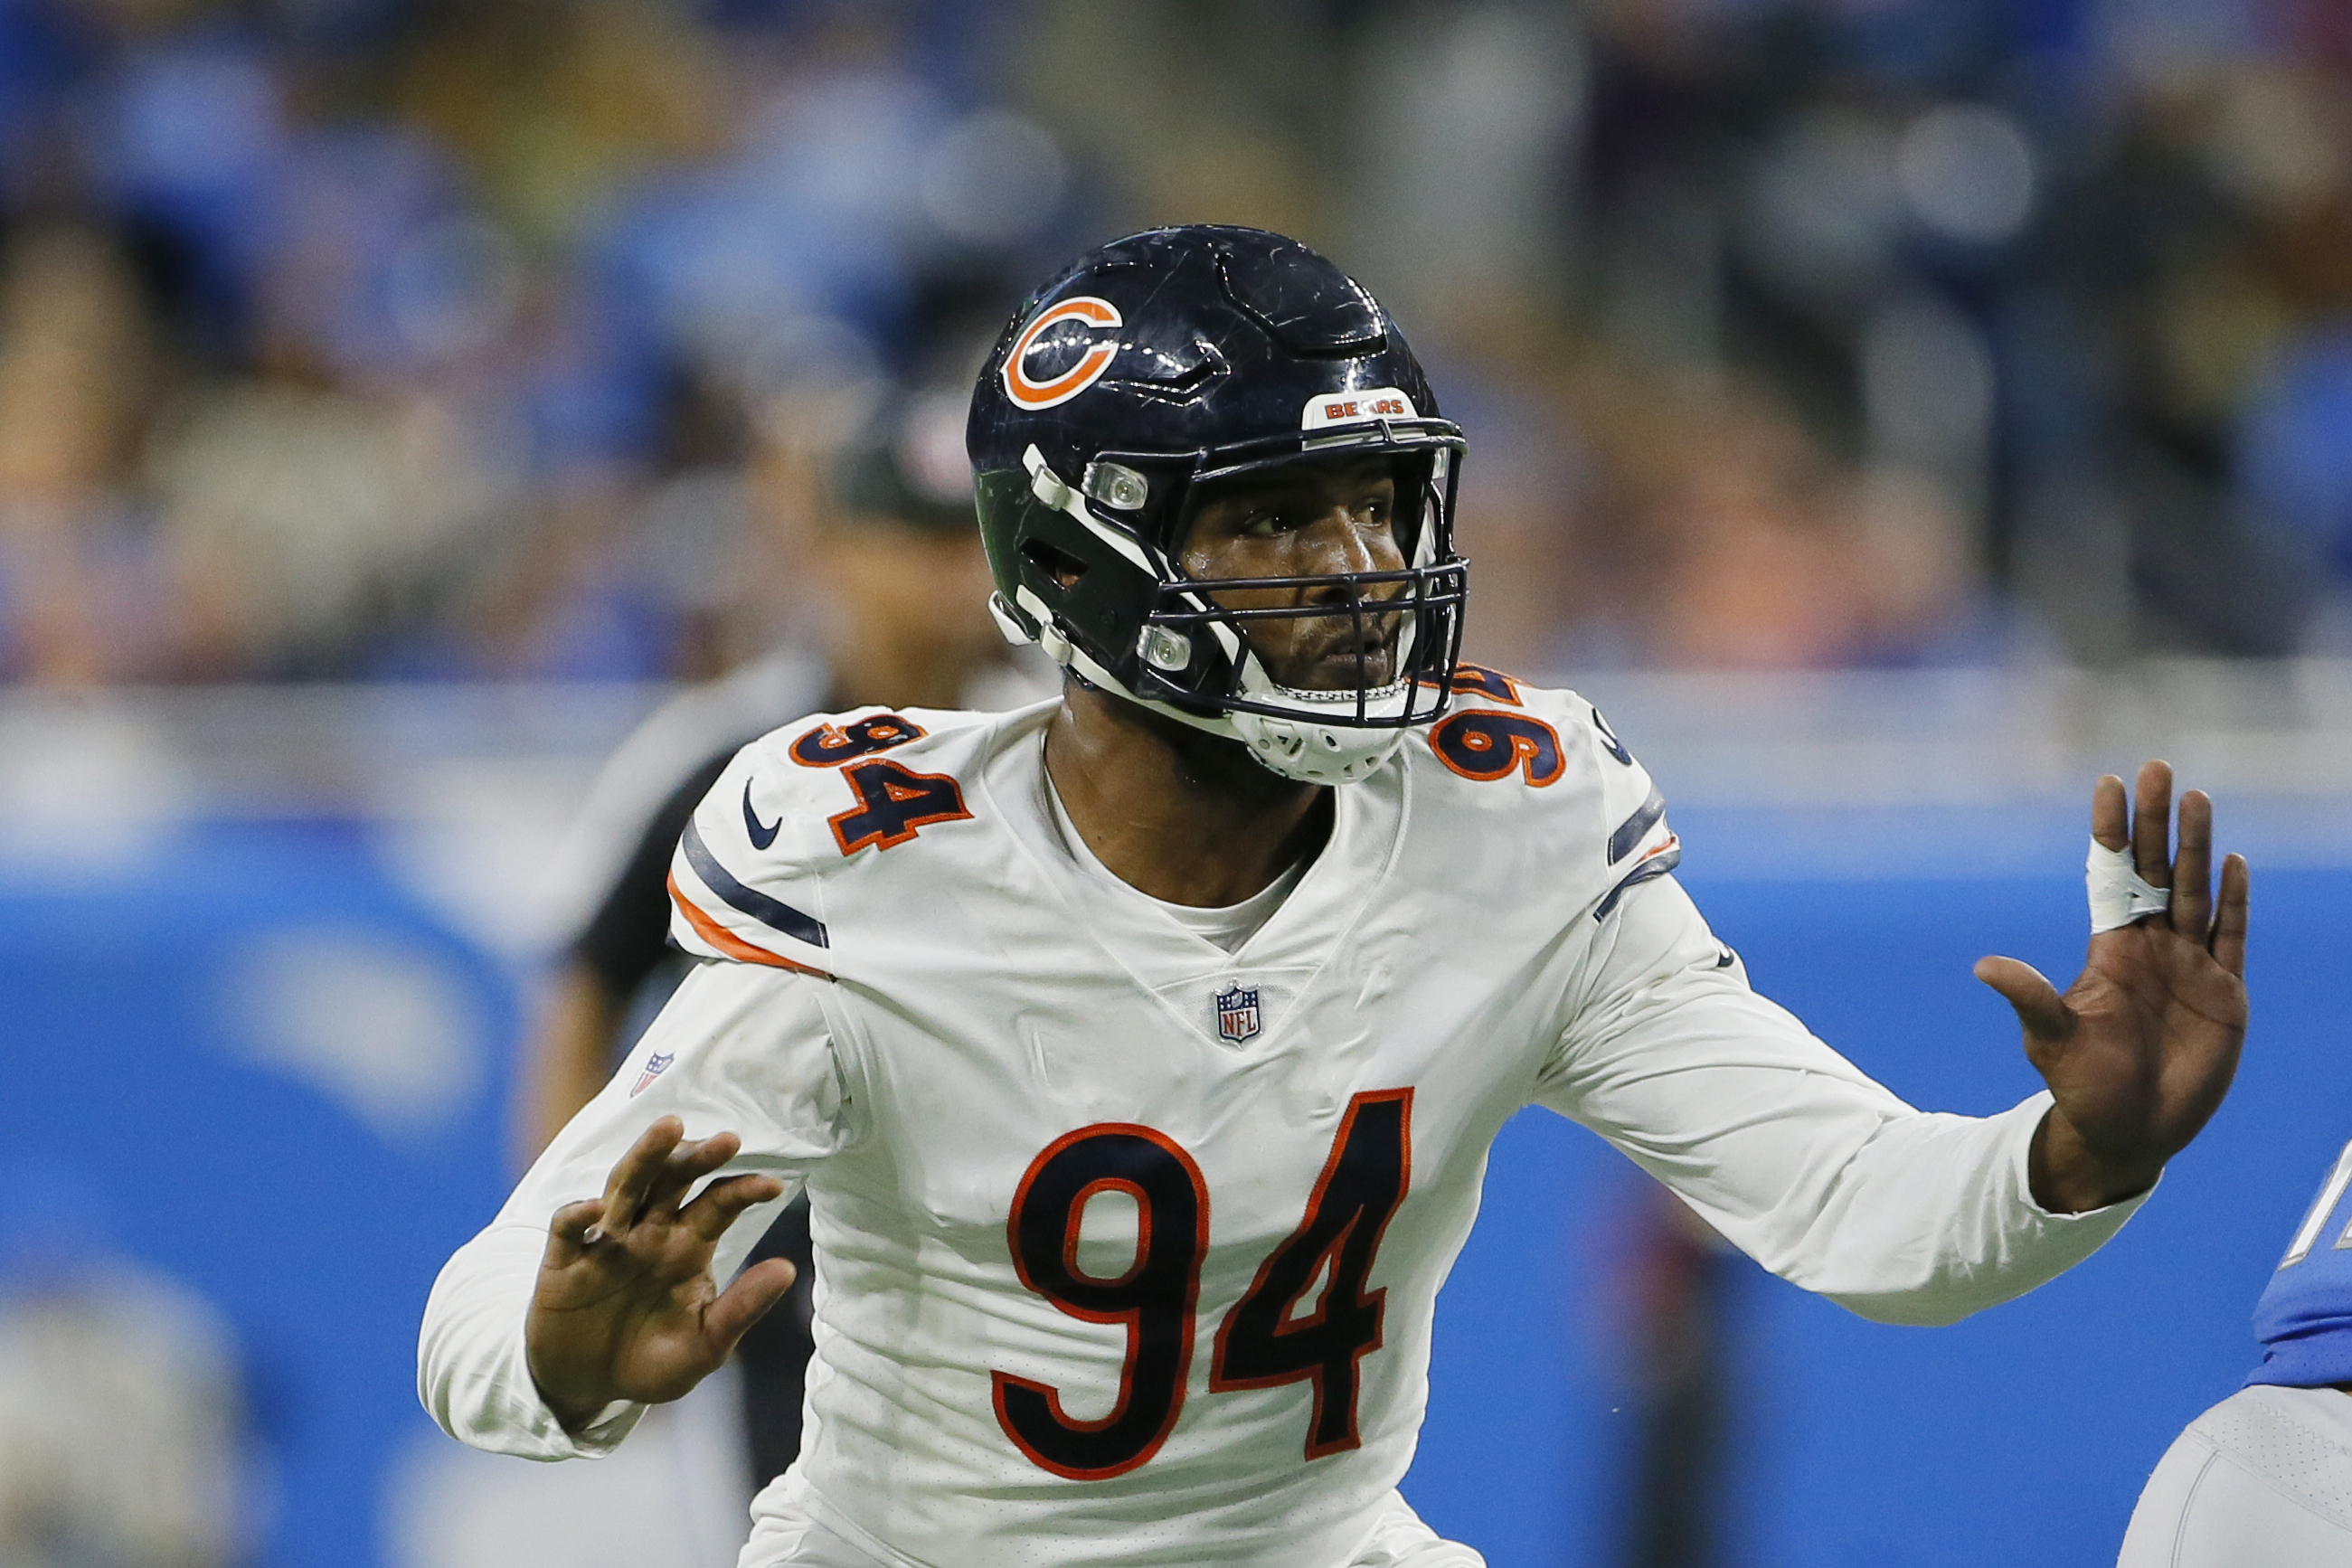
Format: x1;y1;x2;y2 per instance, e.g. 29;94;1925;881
422;673;2144;1568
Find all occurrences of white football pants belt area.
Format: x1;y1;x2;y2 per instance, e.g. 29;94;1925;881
2117;1384;2352;1567
2087;839;2171;933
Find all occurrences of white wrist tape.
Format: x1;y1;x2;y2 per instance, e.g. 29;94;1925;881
2087;838;2170;932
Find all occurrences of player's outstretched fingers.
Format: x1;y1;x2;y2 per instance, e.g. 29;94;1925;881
2170;789;2213;939
2092;773;2129;852
639;1130;743;1225
2211;853;2250;976
600;1116;686;1236
2132;760;2175;888
704;1257;798;1355
680;1172;785;1243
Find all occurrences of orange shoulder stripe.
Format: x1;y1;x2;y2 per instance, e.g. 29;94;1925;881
667;871;831;978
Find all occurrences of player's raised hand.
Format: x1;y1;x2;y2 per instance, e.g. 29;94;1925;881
524;1116;795;1431
1973;760;2250;1213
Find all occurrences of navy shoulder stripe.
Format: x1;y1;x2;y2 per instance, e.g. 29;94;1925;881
1607;786;1667;865
681;817;830;949
1594;844;1681;921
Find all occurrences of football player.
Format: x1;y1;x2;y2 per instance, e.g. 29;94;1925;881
420;227;2250;1568
2117;1142;2352;1563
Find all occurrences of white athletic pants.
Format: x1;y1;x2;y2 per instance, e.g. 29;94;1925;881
2118;1384;2352;1566
739;1487;1487;1568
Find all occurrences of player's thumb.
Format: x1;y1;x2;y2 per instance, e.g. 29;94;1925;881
1974;956;2074;1048
706;1257;797;1355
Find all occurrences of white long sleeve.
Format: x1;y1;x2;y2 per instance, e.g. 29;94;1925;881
418;960;855;1459
1535;876;2147;1325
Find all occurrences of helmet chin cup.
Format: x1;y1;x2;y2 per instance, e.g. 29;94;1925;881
1223;649;1415;784
1037;625;1412;787
1228;705;1410;785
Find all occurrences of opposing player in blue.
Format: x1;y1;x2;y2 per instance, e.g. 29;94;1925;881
2120;1144;2352;1563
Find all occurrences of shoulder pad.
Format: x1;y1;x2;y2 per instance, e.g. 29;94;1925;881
666;705;996;978
1411;664;1680;920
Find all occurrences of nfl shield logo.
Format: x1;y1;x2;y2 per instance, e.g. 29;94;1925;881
632;1052;675;1096
1214;985;1261;1044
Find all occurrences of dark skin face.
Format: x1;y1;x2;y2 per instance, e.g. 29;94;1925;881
1176;453;1409;691
1039;452;1411;910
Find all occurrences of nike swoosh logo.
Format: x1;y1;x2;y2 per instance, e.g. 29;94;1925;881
742;780;781;850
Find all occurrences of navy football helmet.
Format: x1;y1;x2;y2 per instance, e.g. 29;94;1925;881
968;225;1469;784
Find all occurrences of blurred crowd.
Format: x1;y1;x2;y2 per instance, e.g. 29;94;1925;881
0;0;2347;690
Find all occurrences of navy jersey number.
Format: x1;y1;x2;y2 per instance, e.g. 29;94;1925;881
993;1126;1209;1479
1431;710;1564;786
790;713;926;767
1209;1089;1412;1457
994;1090;1412;1477
827;759;972;854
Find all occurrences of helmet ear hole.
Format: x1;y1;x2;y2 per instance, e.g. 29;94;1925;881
1019;538;1088;589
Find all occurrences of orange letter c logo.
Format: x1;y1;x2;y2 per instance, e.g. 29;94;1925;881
1003;297;1123;411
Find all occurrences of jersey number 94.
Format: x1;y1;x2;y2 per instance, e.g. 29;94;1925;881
992;1090;1412;1479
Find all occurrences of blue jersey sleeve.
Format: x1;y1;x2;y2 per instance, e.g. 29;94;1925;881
2248;1138;2352;1388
